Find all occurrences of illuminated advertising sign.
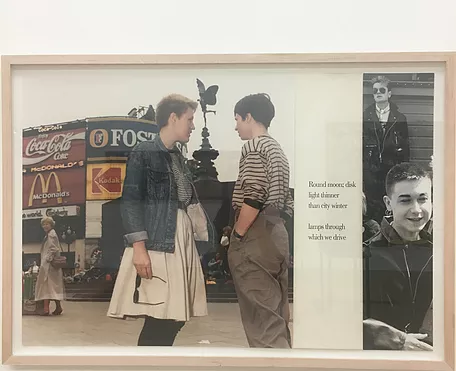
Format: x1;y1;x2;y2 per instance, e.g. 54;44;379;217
86;163;126;200
22;205;80;220
23;121;86;171
22;160;86;174
86;118;158;160
23;168;85;209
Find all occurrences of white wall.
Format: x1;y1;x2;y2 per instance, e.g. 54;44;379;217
1;1;456;371
85;201;108;239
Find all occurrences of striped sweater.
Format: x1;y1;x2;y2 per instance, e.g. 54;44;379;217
232;135;293;217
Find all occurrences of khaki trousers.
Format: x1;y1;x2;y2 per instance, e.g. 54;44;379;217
228;209;291;348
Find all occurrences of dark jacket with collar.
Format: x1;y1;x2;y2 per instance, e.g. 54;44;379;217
363;101;410;174
120;135;217;254
363;216;433;348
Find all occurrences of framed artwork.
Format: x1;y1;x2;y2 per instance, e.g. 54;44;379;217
2;53;455;370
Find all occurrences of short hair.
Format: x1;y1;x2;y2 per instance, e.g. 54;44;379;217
385;162;432;197
371;75;391;88
155;94;198;129
40;216;55;227
234;93;275;128
222;226;232;235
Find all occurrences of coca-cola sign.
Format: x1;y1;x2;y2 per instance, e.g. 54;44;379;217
23;125;86;167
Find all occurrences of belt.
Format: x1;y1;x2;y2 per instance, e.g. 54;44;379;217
178;200;188;211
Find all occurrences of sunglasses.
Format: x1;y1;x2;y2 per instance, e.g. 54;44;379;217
133;274;167;305
373;87;387;94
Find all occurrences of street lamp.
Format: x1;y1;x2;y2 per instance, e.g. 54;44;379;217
61;226;76;252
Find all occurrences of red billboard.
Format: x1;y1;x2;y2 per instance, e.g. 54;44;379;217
22;122;86;170
86;163;126;200
23;168;86;210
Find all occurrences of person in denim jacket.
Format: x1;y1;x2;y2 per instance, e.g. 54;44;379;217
107;94;216;346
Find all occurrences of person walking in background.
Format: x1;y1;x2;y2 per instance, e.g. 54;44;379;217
34;216;65;316
229;93;294;348
107;94;216;346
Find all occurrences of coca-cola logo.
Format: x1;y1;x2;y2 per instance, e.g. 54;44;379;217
24;131;85;166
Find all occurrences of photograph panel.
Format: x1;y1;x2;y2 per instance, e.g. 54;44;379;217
362;73;435;351
17;66;297;349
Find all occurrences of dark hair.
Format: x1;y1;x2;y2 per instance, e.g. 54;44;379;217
234;93;275;128
385;162;432;196
155;94;198;129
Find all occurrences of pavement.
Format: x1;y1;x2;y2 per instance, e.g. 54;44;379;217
22;301;294;347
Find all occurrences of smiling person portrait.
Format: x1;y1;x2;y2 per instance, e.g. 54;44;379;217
363;162;433;351
107;94;216;347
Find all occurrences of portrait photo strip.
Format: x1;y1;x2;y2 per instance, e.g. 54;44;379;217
362;72;434;351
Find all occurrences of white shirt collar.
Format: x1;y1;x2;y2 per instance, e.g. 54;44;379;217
376;103;390;114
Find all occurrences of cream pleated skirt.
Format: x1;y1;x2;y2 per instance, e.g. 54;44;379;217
107;209;208;322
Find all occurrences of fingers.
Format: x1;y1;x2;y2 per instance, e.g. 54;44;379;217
135;265;144;278
133;250;152;279
404;337;433;351
412;342;433;351
409;333;428;340
135;263;152;279
420;343;433;351
415;339;433;351
145;265;153;280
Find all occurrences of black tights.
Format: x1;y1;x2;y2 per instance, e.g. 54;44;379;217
137;316;185;346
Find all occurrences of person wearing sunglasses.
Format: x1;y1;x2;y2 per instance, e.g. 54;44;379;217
363;75;410;223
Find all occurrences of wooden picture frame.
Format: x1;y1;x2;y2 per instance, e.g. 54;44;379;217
2;53;455;370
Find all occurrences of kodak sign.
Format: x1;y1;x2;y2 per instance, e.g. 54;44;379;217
86;163;126;201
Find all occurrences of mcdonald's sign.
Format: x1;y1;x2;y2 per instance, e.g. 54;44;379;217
23;168;85;209
28;172;69;207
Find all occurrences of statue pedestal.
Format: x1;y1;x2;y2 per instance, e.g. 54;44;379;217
191;126;224;254
192;127;219;181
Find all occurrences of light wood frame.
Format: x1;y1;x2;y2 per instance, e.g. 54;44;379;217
2;53;455;370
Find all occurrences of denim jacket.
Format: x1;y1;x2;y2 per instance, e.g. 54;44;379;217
120;135;217;253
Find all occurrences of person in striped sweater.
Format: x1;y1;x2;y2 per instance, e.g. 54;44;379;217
229;93;294;348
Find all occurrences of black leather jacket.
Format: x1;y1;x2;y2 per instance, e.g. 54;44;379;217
363;101;410;173
363;217;433;348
